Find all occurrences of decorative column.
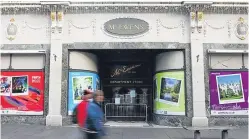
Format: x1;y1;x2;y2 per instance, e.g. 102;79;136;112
46;6;64;126
189;7;208;127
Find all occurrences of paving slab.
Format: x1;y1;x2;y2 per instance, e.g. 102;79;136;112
1;124;248;139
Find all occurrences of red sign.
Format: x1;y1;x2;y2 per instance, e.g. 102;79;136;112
0;71;44;115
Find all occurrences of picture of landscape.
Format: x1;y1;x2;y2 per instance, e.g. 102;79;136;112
159;77;181;105
216;74;245;104
72;76;93;103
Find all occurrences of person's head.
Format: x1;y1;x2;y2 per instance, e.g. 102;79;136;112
82;89;93;100
93;90;104;102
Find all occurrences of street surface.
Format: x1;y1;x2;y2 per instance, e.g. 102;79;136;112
1;124;248;139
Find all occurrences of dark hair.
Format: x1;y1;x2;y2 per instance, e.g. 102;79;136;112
83;90;91;95
93;90;104;100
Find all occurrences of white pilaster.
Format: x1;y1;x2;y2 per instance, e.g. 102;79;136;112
190;11;208;127
46;10;63;126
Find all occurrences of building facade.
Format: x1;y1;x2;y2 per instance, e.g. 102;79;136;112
0;1;248;127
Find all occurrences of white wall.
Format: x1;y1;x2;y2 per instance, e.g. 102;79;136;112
203;14;248;43
1;12;248;44
63;13;190;43
1;14;50;44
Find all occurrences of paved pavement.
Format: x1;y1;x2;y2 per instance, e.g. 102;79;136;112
1;124;248;139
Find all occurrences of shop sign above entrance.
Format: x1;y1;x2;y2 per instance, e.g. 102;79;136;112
103;18;149;38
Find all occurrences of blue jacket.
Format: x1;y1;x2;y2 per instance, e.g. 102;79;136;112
85;101;106;136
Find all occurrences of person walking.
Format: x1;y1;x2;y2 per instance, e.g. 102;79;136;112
85;90;106;139
77;89;93;128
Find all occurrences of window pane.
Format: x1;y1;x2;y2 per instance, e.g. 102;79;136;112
1;54;10;69
155;51;184;71
210;53;243;69
12;54;44;69
244;54;248;69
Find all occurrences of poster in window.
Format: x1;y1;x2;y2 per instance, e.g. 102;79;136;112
209;71;248;115
68;71;99;115
154;71;185;115
0;71;44;115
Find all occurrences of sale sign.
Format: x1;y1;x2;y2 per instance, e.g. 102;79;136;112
0;71;44;115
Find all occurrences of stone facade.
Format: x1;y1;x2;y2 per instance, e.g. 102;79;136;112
0;1;248;126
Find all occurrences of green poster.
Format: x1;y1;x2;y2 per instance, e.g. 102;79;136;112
154;71;185;115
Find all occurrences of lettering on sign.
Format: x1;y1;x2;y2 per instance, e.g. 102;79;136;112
104;18;149;37
111;64;141;77
32;76;41;83
109;80;143;84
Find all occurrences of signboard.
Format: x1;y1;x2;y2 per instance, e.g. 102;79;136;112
0;71;44;115
103;18;149;38
154;71;185;115
102;63;151;86
209;71;248;115
68;71;100;115
102;79;151;86
103;63;150;78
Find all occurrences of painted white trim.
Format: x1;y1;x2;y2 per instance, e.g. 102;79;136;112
70;4;182;7
0;50;46;54
182;1;213;5
208;49;248;54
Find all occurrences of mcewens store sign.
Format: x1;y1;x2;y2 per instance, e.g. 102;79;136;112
103;18;149;38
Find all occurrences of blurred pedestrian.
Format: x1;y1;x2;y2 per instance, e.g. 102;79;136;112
85;90;106;139
77;89;93;128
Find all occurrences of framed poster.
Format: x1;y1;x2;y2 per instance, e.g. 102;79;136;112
209;71;248;115
0;71;44;115
154;71;185;115
159;77;182;106
72;76;93;104
68;71;100;115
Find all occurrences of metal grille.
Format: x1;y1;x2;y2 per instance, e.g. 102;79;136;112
104;103;148;122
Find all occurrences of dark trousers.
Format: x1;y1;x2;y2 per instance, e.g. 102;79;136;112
86;133;98;139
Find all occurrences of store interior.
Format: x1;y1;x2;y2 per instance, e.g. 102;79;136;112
74;49;175;121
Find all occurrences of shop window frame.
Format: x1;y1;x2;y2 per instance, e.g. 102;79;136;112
153;49;187;117
209;53;244;70
1;53;46;71
0;50;46;116
67;49;188;117
11;54;45;70
208;49;248;70
207;49;248;117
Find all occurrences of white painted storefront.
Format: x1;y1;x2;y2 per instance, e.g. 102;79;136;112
0;1;248;126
